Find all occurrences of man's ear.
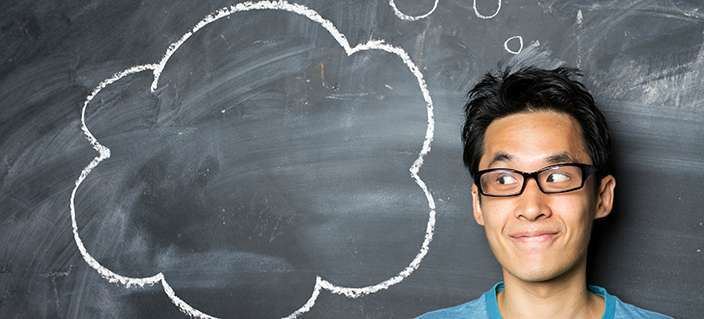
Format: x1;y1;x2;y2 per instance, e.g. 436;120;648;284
471;184;485;226
594;175;616;220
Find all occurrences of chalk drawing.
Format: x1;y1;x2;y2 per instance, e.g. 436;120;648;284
389;0;439;21
389;0;500;21
71;1;436;318
504;35;523;54
474;0;502;19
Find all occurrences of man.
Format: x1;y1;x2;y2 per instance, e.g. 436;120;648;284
418;67;672;318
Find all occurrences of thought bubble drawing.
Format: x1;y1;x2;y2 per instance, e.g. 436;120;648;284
70;1;436;318
388;0;439;21
389;0;500;21
389;0;517;58
504;35;524;54
473;0;502;19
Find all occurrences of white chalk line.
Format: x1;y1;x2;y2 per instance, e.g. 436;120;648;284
389;0;439;21
71;63;218;319
72;1;436;318
389;0;500;21
474;0;501;19
504;35;523;54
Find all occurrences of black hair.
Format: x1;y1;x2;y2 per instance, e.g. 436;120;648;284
462;66;612;192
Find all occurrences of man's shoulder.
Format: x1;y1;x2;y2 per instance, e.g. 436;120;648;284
611;295;673;319
416;295;487;319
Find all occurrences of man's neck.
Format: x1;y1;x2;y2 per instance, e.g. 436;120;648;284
496;259;605;319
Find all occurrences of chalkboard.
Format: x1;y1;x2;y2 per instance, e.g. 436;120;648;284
1;0;702;318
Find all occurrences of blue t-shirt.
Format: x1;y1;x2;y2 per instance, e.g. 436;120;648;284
417;281;673;319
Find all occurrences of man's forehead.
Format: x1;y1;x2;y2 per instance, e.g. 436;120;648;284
479;111;591;168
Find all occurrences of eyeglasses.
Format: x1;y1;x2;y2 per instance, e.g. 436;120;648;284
473;163;598;197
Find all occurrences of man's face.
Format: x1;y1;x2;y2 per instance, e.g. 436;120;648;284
471;110;615;283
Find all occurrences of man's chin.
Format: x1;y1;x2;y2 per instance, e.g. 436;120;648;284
513;272;557;283
503;264;565;283
503;258;583;285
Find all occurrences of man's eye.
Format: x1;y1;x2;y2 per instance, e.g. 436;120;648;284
546;173;570;183
496;174;518;185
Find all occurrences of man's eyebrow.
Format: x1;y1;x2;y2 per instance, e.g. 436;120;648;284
543;152;575;164
488;151;513;167
487;151;575;166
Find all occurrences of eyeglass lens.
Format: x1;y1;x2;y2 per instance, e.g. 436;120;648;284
480;166;584;196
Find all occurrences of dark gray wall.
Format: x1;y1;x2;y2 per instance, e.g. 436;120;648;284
1;0;702;318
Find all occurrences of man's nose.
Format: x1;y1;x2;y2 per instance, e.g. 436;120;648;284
514;177;551;221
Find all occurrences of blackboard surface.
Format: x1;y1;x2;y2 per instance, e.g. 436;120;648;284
1;0;702;318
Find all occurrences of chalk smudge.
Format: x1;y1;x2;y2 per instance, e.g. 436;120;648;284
576;9;583;68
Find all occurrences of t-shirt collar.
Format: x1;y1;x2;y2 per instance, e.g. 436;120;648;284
485;281;616;319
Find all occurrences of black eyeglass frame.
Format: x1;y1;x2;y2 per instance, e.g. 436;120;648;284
472;163;599;197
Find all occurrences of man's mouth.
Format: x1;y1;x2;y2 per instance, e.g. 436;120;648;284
509;230;560;244
510;233;558;243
